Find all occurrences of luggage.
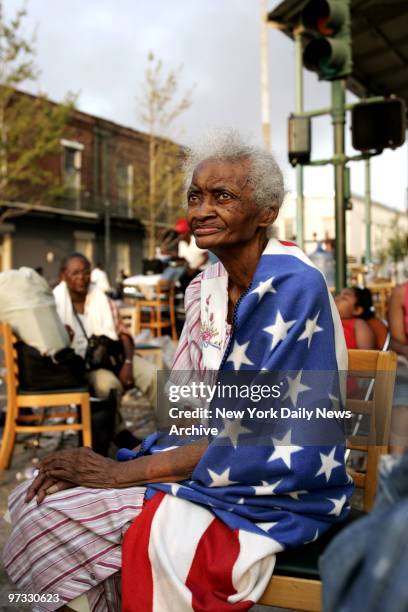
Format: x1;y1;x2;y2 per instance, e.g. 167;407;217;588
0;268;69;357
15;341;86;391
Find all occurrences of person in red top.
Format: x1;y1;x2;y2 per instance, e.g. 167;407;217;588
335;286;376;349
389;282;408;358
388;282;408;453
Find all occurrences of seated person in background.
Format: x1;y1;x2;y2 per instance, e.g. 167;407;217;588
389;282;408;361
335;286;376;349
158;229;187;284
90;262;111;293
172;217;209;293
54;252;157;448
176;216;208;269
388;282;408;453
156;229;179;262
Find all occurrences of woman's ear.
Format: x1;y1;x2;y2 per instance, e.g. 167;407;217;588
353;305;364;317
259;206;279;227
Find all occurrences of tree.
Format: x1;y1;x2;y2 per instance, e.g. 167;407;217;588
134;52;193;257
0;1;75;223
387;216;408;263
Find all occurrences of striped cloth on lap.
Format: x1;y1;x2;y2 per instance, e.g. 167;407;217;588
3;480;145;611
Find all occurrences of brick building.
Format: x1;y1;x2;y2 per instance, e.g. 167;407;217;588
0;93;158;284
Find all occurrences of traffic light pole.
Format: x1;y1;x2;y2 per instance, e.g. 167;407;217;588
365;158;372;264
294;27;305;249
331;79;347;292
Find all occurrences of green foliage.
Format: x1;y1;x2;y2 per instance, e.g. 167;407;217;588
0;1;75;210
134;52;193;256
387;216;408;263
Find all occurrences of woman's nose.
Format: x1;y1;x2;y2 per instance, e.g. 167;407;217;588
194;195;216;218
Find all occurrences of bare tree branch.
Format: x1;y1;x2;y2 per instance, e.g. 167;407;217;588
134;52;193;257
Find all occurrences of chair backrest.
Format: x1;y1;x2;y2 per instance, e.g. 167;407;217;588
136;280;175;304
0;322;19;411
367;282;394;319
346;349;397;511
155;280;175;301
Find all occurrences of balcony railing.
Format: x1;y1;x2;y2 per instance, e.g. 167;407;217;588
54;195;139;219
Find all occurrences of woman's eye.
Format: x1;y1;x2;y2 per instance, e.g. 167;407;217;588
218;192;231;201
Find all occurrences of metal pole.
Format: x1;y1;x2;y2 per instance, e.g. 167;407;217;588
102;134;112;279
148;134;156;259
294;27;305;249
331;79;347;291
365;158;372;265
104;199;111;274
260;0;271;148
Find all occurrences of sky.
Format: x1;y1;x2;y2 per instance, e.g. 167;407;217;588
7;0;408;211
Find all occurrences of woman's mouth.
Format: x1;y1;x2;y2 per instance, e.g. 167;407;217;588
194;226;222;236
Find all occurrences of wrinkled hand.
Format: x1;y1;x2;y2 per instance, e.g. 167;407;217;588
25;448;120;499
119;362;134;390
25;473;75;505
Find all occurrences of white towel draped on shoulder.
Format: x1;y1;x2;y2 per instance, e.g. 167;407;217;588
53;281;118;350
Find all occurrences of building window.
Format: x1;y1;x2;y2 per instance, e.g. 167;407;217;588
74;231;94;262
61;139;84;208
117;162;134;215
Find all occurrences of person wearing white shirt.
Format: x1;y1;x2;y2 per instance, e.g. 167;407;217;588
90;263;111;293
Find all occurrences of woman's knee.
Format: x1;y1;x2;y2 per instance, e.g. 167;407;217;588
88;369;123;400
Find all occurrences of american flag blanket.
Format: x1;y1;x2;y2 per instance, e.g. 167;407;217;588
121;238;353;611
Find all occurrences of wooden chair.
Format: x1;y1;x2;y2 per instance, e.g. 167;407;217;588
119;305;164;368
258;349;397;611
367;282;395;320
133;280;177;341
0;322;92;471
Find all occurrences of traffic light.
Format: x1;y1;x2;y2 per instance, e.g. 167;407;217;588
288;115;311;166
352;98;407;152
301;0;352;80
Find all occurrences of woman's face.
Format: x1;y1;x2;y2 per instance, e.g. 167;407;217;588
186;158;277;250
63;257;91;296
335;288;362;319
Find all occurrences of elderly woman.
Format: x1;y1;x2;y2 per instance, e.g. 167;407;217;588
3;131;352;612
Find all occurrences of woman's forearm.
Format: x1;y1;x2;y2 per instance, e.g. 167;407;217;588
120;332;134;360
390;338;408;359
114;439;208;488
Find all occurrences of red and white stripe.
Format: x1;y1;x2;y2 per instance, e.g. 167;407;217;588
122;492;282;612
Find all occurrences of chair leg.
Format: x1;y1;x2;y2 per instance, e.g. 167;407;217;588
134;304;141;336
170;303;177;341
157;305;162;337
80;396;92;448
0;402;17;470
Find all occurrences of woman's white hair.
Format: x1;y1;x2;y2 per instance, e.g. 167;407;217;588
183;128;285;209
